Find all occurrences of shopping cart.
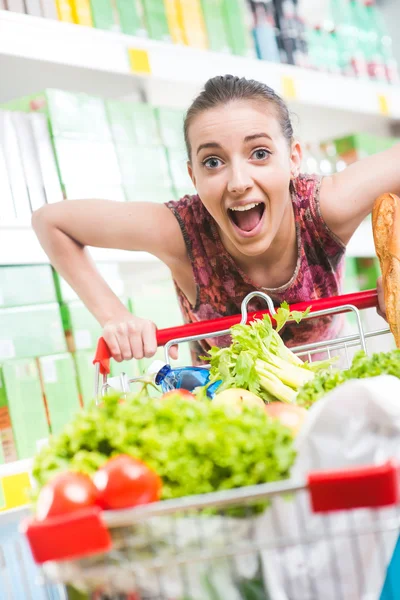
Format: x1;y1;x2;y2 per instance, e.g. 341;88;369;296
20;290;400;599
93;288;391;400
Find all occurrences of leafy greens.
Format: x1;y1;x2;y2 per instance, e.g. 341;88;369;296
33;389;296;499
296;349;400;408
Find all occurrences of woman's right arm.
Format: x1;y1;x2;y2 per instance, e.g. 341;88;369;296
32;199;188;361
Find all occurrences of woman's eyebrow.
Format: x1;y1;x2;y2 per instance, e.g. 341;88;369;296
244;133;272;143
196;142;222;155
196;133;272;155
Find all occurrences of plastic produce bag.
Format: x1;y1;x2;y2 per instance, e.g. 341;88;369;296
259;375;400;600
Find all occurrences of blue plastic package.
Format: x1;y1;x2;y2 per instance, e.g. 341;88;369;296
155;364;221;398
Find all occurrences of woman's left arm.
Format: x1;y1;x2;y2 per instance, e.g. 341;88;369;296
320;142;400;245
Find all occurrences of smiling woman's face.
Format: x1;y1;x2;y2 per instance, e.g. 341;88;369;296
187;99;301;258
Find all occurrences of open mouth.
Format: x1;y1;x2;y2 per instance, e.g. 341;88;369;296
228;202;265;234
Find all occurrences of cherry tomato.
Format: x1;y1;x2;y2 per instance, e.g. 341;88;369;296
36;472;98;521
93;455;162;510
161;389;195;401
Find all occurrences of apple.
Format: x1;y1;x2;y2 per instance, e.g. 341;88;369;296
212;388;265;411
264;403;307;436
161;389;196;401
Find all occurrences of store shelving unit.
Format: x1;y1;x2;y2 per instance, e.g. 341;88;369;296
0;10;395;262
1;10;400;120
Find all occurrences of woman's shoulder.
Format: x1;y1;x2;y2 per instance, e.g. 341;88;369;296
292;173;321;206
165;192;220;268
293;173;345;261
166;193;209;223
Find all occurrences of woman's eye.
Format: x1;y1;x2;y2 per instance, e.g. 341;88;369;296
203;157;222;169
252;149;270;161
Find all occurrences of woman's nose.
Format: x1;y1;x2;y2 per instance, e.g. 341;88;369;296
227;165;253;195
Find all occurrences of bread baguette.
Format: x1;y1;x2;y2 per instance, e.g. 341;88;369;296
372;193;400;348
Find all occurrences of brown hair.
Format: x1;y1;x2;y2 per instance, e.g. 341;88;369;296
184;74;294;160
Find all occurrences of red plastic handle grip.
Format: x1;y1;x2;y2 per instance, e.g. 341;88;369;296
308;461;400;513
22;506;111;564
93;289;379;374
93;336;112;376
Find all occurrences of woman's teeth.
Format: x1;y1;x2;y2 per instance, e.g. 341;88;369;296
229;202;261;212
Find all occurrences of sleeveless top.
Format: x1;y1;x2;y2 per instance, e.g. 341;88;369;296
166;174;346;364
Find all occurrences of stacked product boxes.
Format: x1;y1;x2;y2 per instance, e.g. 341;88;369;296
0;263;190;462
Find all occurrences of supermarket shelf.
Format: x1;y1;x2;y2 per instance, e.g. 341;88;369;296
0;457;32;478
0;223;158;264
0;219;374;265
1;11;400;138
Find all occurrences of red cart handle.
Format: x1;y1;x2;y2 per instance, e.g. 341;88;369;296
93;289;379;375
308;460;400;512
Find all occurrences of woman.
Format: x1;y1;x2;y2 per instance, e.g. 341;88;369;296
33;75;390;364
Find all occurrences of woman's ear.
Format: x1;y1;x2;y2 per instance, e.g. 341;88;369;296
290;140;302;179
187;161;196;187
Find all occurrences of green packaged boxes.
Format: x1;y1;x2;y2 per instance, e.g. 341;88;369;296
106;100;160;146
52;137;121;188
4;89;122;200
89;0;118;31
155;106;185;149
53;263;125;303
166;148;195;196
115;0;147;36
0;111;32;219
107;101;172;202
355;257;380;291
38;354;81;435
4;89;112;141
142;0;170;41
222;0;255;57
74;350;96;407
4;90;123;201
115;145;172;202
62;301;102;352
0;304;67;361
0;265;57;307
343;257;360;331
343;257;360;294
201;0;231;53
0;359;50;461
333;133;400;164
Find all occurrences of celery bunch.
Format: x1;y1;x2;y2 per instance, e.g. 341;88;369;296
207;303;330;404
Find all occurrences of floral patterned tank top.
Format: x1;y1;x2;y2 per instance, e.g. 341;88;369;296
166;174;346;364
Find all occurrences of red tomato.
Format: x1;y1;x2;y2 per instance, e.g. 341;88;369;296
93;455;162;510
161;389;195;401
36;472;98;521
264;403;308;436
